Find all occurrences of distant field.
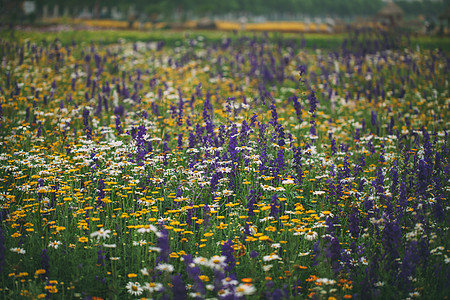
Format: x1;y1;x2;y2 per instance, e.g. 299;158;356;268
1;28;450;52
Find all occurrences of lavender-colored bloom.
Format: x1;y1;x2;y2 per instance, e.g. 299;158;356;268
221;239;235;273
94;178;105;210
177;133;183;150
269;104;278;127
115;115;123;135
270;193;280;218
293;146;302;182
276;148;285;175
330;138;337;155
250;250;259;258
97;246;105;266
156;228;170;263
245;189;260;216
349;207;360;238
228;124;238;163
308;90;317;114
82;108;92;139
0;226;5;273
291;95;302;123
382;220;401;272
298;65;307;77
41;249;50;279
171;274;187;300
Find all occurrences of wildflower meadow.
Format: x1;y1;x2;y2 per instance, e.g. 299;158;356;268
0;30;449;299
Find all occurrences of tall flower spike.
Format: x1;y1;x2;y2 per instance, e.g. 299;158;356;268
221;239;235;273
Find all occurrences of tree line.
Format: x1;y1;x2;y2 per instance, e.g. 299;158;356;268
3;0;450;23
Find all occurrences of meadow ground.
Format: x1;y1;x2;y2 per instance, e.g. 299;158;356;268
0;28;449;299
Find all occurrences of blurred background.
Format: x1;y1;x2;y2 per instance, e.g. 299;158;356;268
1;0;449;35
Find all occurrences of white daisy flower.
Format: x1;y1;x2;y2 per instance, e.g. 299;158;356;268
304;231;318;241
235;283;256;296
263;254;281;262
126;282;143;296
263;264;273;272
90;228;111;240
155;263;174;273
48;240;62;249
10;247;26;254
208;255;227;270
143;282;163;293
193;256;209;266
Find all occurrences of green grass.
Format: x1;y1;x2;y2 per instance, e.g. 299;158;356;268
2;28;449;52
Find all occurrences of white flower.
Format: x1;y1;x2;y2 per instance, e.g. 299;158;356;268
90;228;111;240
194;256;209;266
10;247;26;254
189;292;203;298
313;191;326;196
222;277;239;286
374;281;385;287
235;283;256;296
137;224;158;234
316;278;336;285
103;243;117;248
155;263;174;273
208;255;227;270
298;251;310;257
148;246;161;252
110;257;120;261
360;257;368;265
217;167;231;173
282;178;295;185
143;282;163;293
271;243;281;249
263;254;281;262
126;282;143;296
133;240;147;246
48;241;62;249
263;264;273;272
141;268;149;276
222;189;234;196
304;231;318;241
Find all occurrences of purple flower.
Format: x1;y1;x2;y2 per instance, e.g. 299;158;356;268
270;193;280;218
0;226;5;273
115;115;123;135
245;189;260;216
382;220;401;272
41;249;50;279
308;90;317;114
276;148;285;175
171;274;187;300
221;239;235;273
349;207;360;238
97;245;105;267
269;104;278;127
250;250;259;258
298;65;307;77
156;227;170;263
82;108;92;139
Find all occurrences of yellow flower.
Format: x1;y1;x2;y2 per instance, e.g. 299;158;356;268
78;237;88;243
